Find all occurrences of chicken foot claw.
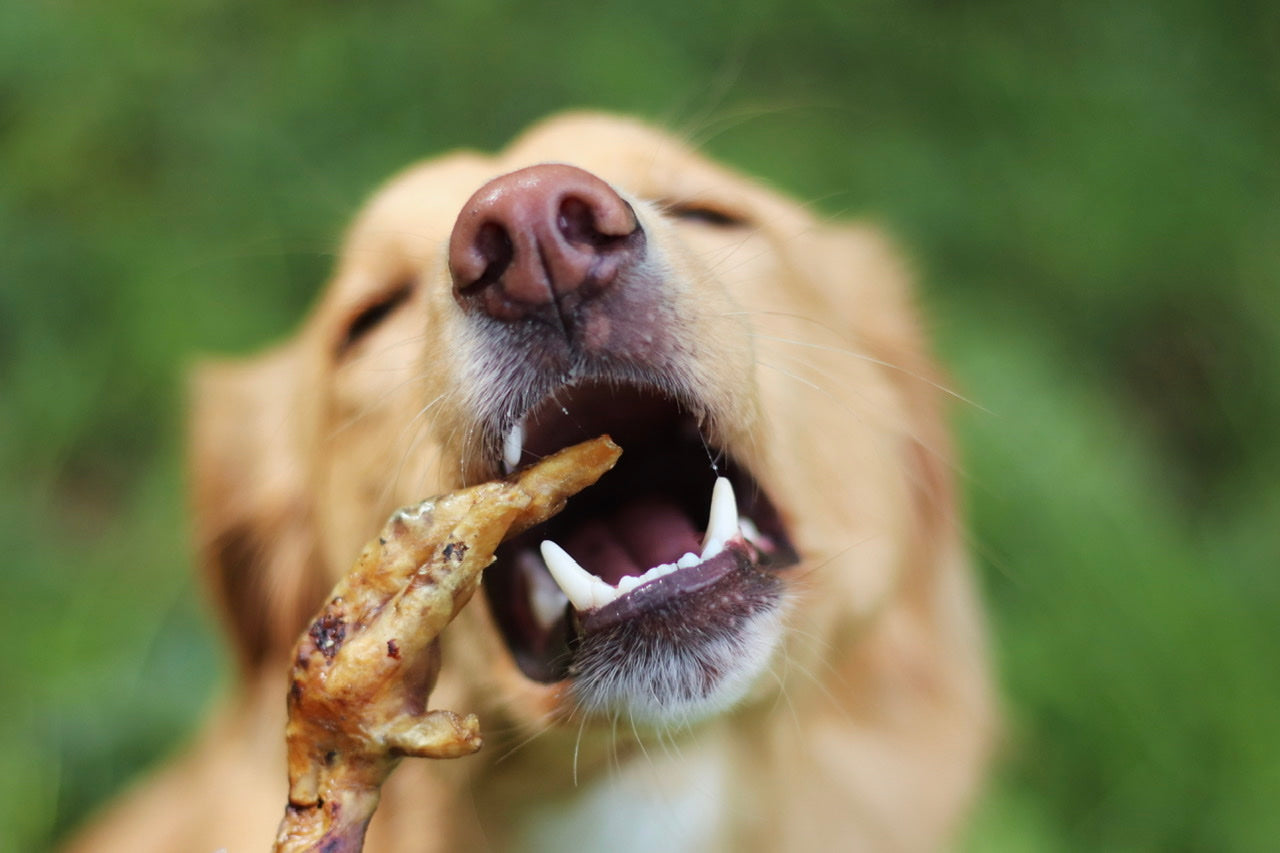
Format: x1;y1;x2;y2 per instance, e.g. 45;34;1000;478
381;710;482;759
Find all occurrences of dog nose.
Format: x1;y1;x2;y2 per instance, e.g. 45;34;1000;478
449;164;643;322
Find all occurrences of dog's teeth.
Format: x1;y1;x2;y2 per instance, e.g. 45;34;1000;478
517;551;569;632
502;418;525;474
658;562;679;579
739;517;765;547
639;562;674;584
541;493;746;615
540;540;617;611
700;476;740;559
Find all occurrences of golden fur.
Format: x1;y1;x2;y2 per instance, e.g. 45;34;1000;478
69;113;994;852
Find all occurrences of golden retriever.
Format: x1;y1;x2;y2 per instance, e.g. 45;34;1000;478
68;113;994;852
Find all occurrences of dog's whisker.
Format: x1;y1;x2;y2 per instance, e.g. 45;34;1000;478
769;643;854;727
750;329;986;413
627;710;657;775
782;623;852;697
728;310;984;411
661;35;758;147
491;717;560;766
338;327;434;366
650;723;679;764
773;584;873;723
326;363;434;440
374;387;454;507
694;428;723;475
754;360;867;428
572;714;590;789
792;534;882;587
749;345;898;441
672;101;820;153
766;657;803;736
608;711;623;780
750;340;967;514
458;422;477;485
697;240;777;283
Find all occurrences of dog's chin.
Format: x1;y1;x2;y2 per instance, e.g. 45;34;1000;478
476;380;798;725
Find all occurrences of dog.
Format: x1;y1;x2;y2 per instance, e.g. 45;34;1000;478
68;113;995;852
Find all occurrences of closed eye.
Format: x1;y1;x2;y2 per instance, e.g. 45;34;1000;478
335;279;414;358
662;200;751;229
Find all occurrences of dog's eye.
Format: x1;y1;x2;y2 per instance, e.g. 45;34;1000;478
664;201;750;229
335;280;414;358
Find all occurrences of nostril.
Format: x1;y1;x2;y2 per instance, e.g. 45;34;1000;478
468;221;514;290
558;195;638;248
557;196;596;246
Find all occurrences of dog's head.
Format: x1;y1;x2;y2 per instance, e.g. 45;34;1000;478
192;113;955;731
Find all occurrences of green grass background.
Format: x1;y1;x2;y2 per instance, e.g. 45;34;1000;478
2;0;1277;850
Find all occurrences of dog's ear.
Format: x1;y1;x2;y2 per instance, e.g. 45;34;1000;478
189;342;329;674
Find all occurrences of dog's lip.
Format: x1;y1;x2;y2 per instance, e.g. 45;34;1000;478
480;380;797;685
576;540;758;634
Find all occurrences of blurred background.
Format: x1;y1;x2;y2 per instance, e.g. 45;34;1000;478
2;0;1277;850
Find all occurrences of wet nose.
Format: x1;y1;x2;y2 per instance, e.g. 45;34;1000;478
449;164;643;322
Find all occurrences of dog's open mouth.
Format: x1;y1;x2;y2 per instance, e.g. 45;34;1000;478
481;380;798;717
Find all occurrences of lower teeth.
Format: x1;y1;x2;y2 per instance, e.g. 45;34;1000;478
518;551;570;632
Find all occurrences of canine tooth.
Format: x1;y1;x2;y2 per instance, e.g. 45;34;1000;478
739;517;769;548
517;551;569;632
677;551;700;569
502;418;525;474
700;477;740;559
540;541;617;611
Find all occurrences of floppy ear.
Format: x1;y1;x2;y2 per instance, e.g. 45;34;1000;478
188;342;330;674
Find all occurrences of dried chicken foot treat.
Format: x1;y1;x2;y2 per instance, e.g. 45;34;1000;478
272;436;621;853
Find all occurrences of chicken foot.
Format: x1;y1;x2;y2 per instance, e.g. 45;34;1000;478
272;437;621;852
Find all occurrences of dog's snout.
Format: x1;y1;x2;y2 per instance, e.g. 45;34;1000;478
449;164;643;322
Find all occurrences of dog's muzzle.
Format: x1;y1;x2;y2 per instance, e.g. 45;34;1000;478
446;164;798;722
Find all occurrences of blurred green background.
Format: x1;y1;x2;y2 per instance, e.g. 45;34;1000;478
2;0;1277;850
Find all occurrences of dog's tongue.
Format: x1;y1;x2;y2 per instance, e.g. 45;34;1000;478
560;498;701;586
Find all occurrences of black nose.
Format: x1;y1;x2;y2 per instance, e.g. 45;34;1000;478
449;163;644;322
